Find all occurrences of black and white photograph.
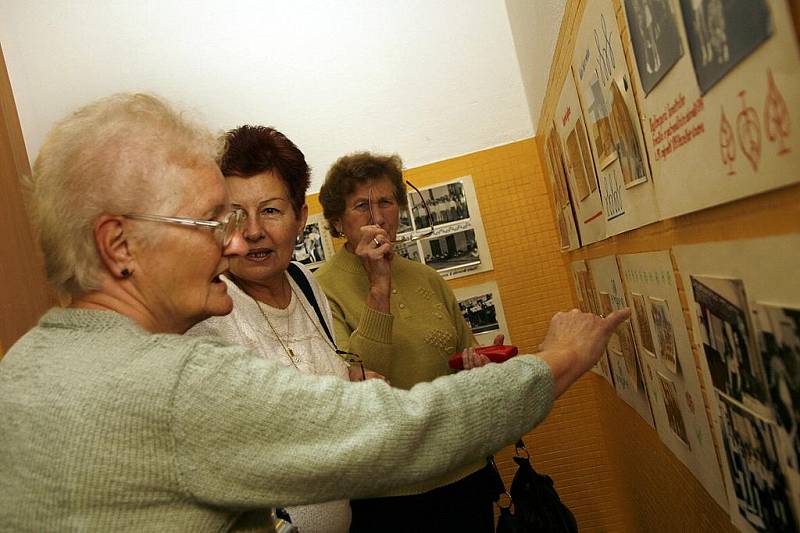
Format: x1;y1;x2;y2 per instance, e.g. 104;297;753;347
691;276;769;408
292;222;326;268
717;392;798;533
410;181;469;230
632;292;657;356
755;303;800;472
678;0;773;94
458;292;499;335
453;281;511;345
401;176;493;281
397;204;413;235
420;228;480;273
624;0;684;94
658;371;691;447
651;296;679;374
394;240;422;264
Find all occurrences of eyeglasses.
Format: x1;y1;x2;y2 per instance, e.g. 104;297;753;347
123;208;247;248
335;349;367;381
369;181;435;244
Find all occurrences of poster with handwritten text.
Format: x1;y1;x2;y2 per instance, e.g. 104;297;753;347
572;0;659;237
624;0;800;220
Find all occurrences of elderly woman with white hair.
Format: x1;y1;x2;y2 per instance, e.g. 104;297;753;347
0;93;628;532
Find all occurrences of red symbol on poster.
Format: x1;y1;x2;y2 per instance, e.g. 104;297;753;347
736;90;761;171
719;107;736;175
764;68;791;156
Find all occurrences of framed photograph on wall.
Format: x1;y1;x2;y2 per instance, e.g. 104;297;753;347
717;392;798;532
689;275;770;415
753;303;800;473
453;280;511;346
292;213;335;271
395;175;493;280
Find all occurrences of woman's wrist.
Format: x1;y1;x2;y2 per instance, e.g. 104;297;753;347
366;285;390;313
537;347;581;398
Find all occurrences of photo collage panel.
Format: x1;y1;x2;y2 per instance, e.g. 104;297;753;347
393;176;492;280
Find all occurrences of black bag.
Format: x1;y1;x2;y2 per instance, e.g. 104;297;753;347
491;440;578;533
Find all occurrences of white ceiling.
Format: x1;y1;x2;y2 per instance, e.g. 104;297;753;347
0;0;565;192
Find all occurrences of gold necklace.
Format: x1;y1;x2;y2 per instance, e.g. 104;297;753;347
251;286;300;370
251;277;364;377
287;282;367;379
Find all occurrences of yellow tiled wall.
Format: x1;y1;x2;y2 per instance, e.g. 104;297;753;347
307;138;634;531
534;1;800;532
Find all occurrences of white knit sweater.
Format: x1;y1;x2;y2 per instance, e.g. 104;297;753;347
188;267;351;532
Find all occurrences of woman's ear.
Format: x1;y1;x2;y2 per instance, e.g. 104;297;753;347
95;215;135;279
297;204;309;235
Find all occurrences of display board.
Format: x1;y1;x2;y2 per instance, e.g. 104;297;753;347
620;250;726;508
624;0;800;220
572;0;660;236
394;175;493;280
674;235;800;533
554;72;606;245
588;255;655;427
541;0;800;252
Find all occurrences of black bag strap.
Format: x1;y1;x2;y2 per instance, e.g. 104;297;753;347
287;262;336;347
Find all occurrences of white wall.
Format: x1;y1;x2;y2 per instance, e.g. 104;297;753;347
505;0;566;132
1;0;542;191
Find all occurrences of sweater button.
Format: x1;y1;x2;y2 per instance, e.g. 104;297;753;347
392;289;398;294
399;303;406;309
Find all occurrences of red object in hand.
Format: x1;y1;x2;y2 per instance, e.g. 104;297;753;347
448;345;519;369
